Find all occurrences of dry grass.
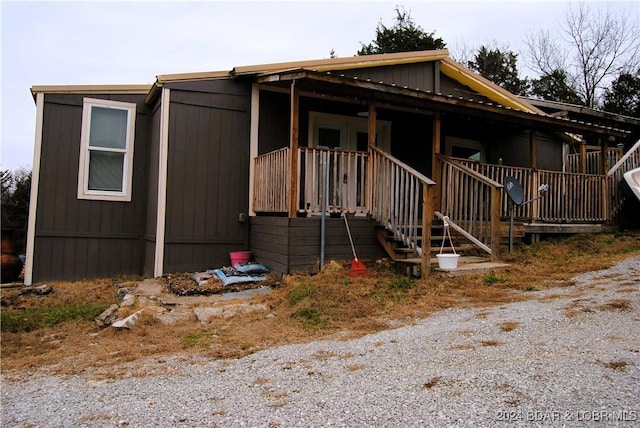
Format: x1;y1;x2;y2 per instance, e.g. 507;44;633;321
497;321;521;332
2;232;639;378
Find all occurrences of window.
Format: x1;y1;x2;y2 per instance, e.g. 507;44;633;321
445;137;485;162
78;98;136;201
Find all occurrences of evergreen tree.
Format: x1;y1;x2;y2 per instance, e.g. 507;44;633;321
529;69;582;105
358;7;445;55
467;46;528;96
603;70;640;117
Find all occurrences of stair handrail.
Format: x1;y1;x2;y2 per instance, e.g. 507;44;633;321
434;211;492;254
437;155;503;259
370;146;436;185
606;138;640;177
369;146;435;277
436;154;504;188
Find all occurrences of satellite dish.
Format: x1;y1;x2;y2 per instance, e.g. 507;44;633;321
504;176;524;206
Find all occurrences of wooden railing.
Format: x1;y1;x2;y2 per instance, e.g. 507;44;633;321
566;147;622;174
299;148;368;214
439;156;502;259
607;139;640;219
460;159;608;223
537;171;606;222
253;147;290;213
370;146;435;274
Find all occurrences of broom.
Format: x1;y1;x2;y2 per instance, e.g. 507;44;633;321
343;213;369;277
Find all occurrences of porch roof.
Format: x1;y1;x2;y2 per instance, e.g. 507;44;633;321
256;69;631;139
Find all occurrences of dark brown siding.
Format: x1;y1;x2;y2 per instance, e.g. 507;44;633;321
143;100;162;277
33;93;150;281
163;79;251;273
250;216;385;274
341;62;437;91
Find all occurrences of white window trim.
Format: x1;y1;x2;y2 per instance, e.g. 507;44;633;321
77;97;136;201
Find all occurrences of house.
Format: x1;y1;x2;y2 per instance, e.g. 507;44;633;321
25;49;640;284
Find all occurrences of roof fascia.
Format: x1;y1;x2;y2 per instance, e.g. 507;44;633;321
31;84;151;95
440;58;546;115
233;49;449;77
155;70;231;83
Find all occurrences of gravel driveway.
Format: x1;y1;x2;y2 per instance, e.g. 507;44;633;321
2;256;639;427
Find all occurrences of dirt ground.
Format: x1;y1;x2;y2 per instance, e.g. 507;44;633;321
2;232;639;380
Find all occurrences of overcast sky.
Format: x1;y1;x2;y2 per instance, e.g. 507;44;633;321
2;0;638;170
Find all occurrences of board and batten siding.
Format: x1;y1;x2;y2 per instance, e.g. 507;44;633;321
341;62;438;92
250;216;385;274
32;93;150;281
143;99;163;277
162;79;252;273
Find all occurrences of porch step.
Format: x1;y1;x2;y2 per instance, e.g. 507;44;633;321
396;256;510;277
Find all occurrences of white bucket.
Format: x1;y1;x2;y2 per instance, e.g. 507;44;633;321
437;254;460;270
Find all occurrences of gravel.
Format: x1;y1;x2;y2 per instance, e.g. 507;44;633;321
2;256;639;427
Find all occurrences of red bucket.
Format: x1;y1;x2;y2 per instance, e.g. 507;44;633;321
229;251;251;266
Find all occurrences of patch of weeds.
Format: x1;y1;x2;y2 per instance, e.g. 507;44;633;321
603;360;628;372
598;299;632;312
483;274;510;286
286;282;318;306
523;286;538;292
423;376;442;389
480;340;502;347
182;330;213;348
294;309;328;328
388;276;415;291
1;302;108;333
497;321;521;332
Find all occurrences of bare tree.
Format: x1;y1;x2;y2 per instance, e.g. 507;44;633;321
525;3;640;108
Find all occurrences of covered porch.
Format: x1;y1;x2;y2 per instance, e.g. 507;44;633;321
247;68;636;277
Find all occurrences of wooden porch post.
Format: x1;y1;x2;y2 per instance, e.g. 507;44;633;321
289;80;300;217
530;130;539;223
579;141;587;174
599;137;608;175
431;112;442;212
366;98;377;214
490;186;501;261
421;182;433;278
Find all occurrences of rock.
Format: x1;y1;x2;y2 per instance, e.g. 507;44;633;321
112;310;144;329
153;309;193;325
18;284;53;295
117;288;130;299
120;294;136;307
193;307;224;322
95;304;120;327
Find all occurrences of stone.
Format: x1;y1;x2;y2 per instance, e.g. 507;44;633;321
112;310;144;329
117;288;130;299
95;304;120;327
18;284;53;295
153;309;193;325
193;307;224;323
120;294;136;307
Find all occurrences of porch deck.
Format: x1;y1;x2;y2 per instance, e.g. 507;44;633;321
252;140;640;277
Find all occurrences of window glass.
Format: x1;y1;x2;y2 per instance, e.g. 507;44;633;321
452;146;482;161
88;151;125;191
90;106;128;149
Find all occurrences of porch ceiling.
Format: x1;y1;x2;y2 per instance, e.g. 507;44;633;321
256;69;630;139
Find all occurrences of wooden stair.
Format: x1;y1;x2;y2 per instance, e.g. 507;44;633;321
377;219;511;277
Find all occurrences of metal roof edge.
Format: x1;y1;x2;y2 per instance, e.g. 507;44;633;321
30;84;152;95
440;58;546;115
155;70;231;83
232;49;449;76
